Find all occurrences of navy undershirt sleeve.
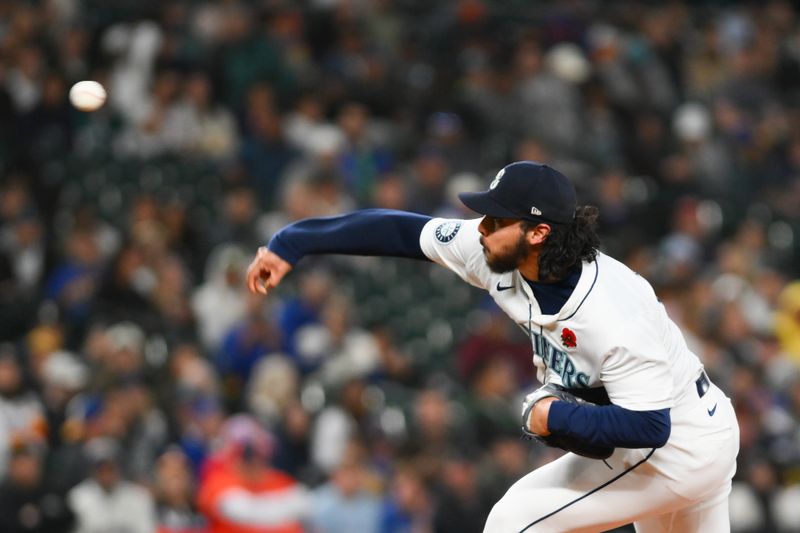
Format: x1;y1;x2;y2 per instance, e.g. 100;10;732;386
268;209;432;265
548;402;671;449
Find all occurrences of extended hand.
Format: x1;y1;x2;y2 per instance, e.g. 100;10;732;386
246;246;292;295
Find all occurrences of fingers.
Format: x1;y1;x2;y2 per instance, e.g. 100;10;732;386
247;267;255;293
254;269;270;295
246;264;259;294
246;264;278;295
263;268;286;293
255;273;268;295
245;248;292;296
246;263;268;295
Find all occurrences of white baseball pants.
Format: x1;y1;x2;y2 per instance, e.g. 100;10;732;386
483;382;739;533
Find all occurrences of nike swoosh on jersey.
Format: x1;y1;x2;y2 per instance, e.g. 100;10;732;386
496;282;514;291
707;404;717;417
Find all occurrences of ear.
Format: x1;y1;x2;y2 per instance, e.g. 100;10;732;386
524;223;551;246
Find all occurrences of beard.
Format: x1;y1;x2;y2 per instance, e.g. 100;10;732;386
483;232;531;273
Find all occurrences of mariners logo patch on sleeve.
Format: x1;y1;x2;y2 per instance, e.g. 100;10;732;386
435;221;462;243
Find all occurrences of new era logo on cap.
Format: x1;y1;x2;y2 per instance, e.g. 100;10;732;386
458;161;577;224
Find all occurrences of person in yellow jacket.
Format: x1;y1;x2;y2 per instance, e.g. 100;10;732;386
775;281;800;363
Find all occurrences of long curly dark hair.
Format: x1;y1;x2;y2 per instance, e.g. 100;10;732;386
523;206;601;281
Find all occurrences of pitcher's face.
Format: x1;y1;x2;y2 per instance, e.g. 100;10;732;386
478;217;531;273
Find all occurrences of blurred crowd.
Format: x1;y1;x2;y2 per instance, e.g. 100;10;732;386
1;0;800;532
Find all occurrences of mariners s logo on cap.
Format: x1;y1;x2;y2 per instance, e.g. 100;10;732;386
489;168;505;190
435;221;461;243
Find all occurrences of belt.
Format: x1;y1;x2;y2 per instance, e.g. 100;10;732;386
696;371;710;398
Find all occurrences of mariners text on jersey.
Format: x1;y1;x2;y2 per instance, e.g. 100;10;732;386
530;330;589;388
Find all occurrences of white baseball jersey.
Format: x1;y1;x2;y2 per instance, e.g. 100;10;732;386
420;217;739;532
420;217;703;409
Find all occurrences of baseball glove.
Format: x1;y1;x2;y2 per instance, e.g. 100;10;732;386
521;383;614;460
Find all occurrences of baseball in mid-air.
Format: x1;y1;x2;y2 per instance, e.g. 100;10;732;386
69;80;107;112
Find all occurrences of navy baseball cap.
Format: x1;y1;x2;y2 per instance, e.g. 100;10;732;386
458;161;576;224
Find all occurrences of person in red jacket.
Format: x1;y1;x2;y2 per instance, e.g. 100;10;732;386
197;415;310;533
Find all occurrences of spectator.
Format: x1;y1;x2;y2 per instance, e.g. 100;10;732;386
775;281;800;363
402;387;474;480
463;354;521;448
310;456;382;533
175;395;225;475
216;293;281;409
298;294;383;385
38;350;89;449
219;7;294;108
68;437;157;533
5;46;45;113
17;72;73;161
169;72;239;161
476;435;533;516
0;182;46;294
284;92;342;157
432;453;489;533
380;465;433;533
240;86;298;209
154;448;207;533
0;205;43;339
277;268;334;365
271;401;312;480
116;69;183;157
247;355;299;426
43;228;103;329
0;441;75;533
406;148;450;215
310;379;376;475
0;346;46;480
336;101;393;204
197;415;310;533
209;187;263;250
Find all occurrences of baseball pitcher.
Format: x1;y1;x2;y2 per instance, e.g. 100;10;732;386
246;161;739;532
